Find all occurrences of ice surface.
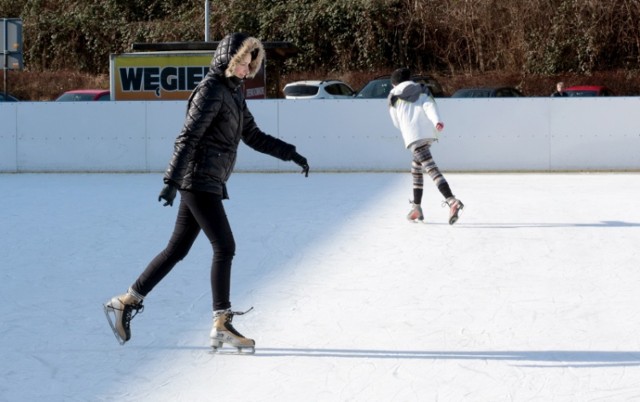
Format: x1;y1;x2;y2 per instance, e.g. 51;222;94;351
2;172;640;401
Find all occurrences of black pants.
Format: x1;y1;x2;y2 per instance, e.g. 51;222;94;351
131;190;235;311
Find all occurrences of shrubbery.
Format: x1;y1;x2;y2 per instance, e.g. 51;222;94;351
2;0;640;99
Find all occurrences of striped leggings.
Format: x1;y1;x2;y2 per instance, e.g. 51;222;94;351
411;142;453;199
412;142;446;188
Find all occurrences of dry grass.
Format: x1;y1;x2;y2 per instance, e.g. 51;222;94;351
2;70;109;101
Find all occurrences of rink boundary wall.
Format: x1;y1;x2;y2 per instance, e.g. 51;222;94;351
1;98;639;172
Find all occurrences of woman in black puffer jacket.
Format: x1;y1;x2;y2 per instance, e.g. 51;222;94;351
104;32;309;352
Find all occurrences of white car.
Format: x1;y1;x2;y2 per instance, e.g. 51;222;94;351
283;80;356;99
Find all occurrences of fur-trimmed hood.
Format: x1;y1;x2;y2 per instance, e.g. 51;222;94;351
211;32;265;79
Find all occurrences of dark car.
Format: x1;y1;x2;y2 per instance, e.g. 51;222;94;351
452;87;524;98
55;89;111;101
0;92;19;101
565;85;614;97
355;74;446;98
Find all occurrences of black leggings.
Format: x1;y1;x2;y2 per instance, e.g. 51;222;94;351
131;190;235;311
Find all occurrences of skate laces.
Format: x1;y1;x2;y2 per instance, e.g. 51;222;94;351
217;307;254;324
443;198;460;208
229;307;253;320
123;303;144;328
408;201;422;213
231;306;254;315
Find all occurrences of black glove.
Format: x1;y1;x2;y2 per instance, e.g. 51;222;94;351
291;152;309;177
158;182;178;206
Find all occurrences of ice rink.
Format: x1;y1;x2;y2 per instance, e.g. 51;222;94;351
2;172;640;401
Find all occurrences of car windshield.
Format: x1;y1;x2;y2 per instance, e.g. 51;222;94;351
284;85;319;97
356;79;393;98
0;93;18;101
325;83;354;96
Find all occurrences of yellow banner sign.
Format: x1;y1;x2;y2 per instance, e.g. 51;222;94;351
110;52;266;100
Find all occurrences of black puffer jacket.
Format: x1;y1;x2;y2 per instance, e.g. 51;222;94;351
164;32;297;198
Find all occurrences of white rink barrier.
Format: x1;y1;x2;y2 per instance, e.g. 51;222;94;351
1;97;639;172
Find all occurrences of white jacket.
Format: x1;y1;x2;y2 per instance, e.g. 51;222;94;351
388;81;442;148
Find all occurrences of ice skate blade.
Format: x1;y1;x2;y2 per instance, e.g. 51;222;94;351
103;303;126;345
211;338;255;355
211;345;255;355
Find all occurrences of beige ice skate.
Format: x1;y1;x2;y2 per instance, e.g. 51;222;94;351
103;288;144;345
210;308;255;354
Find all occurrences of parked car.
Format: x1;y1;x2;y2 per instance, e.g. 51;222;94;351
0;92;19;101
55;89;111;101
564;85;614;97
355;74;445;98
452;86;524;98
283;80;356;99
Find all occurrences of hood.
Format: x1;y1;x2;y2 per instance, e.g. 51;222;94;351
211;32;265;79
389;81;426;102
388;81;430;107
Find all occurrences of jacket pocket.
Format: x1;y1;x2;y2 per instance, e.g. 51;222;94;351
201;149;235;182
